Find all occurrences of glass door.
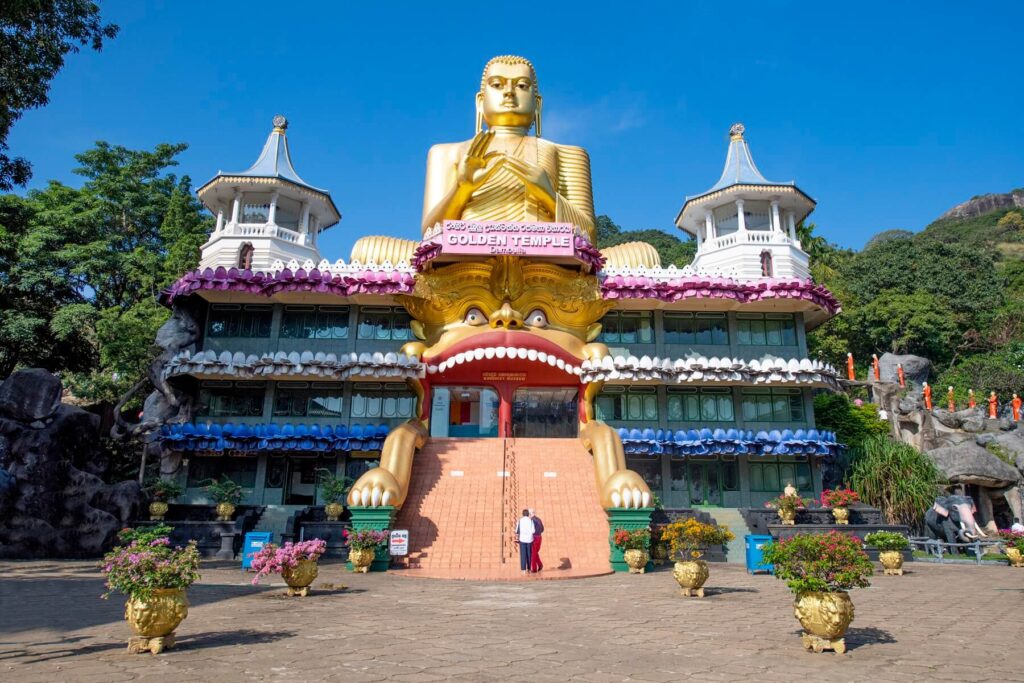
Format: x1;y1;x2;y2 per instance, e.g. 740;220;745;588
687;461;723;506
511;387;578;438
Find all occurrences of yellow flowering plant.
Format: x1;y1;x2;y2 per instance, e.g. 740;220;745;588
661;518;735;560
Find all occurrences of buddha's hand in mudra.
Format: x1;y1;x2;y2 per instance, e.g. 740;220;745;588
455;130;503;194
499;153;556;214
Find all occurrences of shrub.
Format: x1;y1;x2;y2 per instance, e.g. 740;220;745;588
318;469;354;504
611;528;650;551
762;531;873;595
203;476;244;505
864;531;909;551
117;524;174;546
145;478;183;501
344;528;389;552
765;494;810;514
820;486;861;508
661;518;734;560
998;530;1024;554
813;393;890;449
100;535;201;601
250;539;327;585
848;437;945;528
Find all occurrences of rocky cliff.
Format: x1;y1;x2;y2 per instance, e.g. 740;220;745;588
939;190;1024;221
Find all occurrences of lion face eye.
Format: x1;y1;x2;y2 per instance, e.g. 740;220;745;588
525;309;548;328
464;307;487;326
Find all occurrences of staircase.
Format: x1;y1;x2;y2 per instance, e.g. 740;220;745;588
393;438;612;580
257;505;304;543
702;507;751;564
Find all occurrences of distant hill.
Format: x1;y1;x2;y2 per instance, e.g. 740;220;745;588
938;190;1024;221
919;189;1024;249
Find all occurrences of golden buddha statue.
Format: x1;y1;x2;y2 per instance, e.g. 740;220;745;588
421;55;595;239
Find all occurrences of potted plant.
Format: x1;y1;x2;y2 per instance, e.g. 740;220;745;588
864;531;909;575
612;528;651;574
765;493;809;525
762;531;873;654
998;529;1024;567
100;527;201;654
250;539;328;596
661;518;735;597
650;525;669;566
203;477;243;520
145;479;183;521
317;469;353;522
820;486;861;525
344;528;389;573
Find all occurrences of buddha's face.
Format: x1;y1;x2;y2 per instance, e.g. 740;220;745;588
480;62;537;129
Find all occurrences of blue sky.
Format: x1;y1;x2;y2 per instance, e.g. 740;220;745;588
8;1;1023;260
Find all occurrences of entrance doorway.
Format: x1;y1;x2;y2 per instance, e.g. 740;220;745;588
688;460;723;506
511;387;578;438
429;386;500;438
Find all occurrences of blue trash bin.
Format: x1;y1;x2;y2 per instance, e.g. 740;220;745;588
241;531;274;570
745;534;774;574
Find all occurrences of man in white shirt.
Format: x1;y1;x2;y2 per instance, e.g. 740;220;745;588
515;509;535;575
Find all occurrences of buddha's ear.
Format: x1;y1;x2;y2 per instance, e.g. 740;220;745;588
535;94;543;137
475;92;483;134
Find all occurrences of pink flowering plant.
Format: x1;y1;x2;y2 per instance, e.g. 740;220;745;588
762;531;873;596
997;529;1024;553
250;539;327;585
820;486;861;508
100;530;200;601
764;493;811;514
343;528;389;551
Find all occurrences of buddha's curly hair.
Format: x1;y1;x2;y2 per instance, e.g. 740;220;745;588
480;55;539;94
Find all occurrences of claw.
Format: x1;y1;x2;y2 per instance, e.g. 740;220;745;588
371;486;382;507
641;491;651;508
632;487;642;508
360;488;370;506
382;490;392;506
622;488;633;508
611;490;622;508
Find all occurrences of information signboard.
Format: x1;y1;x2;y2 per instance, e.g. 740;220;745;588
389;530;409;556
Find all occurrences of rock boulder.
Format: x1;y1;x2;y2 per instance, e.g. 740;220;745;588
0;369;62;422
878;353;932;387
925;442;1022;487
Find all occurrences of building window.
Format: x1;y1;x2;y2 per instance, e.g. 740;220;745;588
281;305;350;340
357;307;412;341
594;386;658;422
350;383;416;419
749;459;812;492
740;388;805;423
666;388;735;422
238;243;254;270
736;313;797;346
760;250;773;277
663;312;729;345
597;311;653;345
206;304;272;338
187;456;258;489
272;383;345;418
196;381;266;417
241;202;270;223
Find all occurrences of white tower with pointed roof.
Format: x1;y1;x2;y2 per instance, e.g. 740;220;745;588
675;124;815;280
196;115;341;271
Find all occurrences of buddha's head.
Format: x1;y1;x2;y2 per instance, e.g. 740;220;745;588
477;55;541;134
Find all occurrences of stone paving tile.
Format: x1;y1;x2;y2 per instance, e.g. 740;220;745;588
2;559;1024;681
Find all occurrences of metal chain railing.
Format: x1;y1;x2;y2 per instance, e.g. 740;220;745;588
501;437;520;563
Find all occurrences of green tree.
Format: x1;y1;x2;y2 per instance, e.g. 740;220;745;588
595;215;696;267
847;290;960;364
0;1;118;189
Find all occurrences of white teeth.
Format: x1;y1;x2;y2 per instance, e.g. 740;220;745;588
504;346;517;359
454;352;466;365
495;347;507;359
556;358;566;370
538;352;549;363
547;355;557;366
527;349;538;361
473;348;485;360
516;348;528;359
484;347;496;359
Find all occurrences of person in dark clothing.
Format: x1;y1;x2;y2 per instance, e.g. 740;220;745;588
529;509;544;573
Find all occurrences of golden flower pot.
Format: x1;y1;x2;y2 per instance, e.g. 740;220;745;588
623;549;649;574
215;502;236;521
673;559;710;597
281;558;319;597
148;501;169;521
350;547;375;573
1006;548;1024;567
831;507;850;525
879;550;904;575
778;508;796;525
794;591;854;654
124;588;188;654
651;542;668;566
324;502;344;522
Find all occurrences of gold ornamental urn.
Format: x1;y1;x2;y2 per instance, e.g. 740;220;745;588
350;548;375;573
215;502;236;521
794;591;854;654
148;501;169;521
673;559;710;597
831;507;850;525
324;502;344;522
1006;548;1024;567
651;542;668;566
623;549;649;574
879;550;904;575
281;559;319;597
778;508;796;525
125;588;189;654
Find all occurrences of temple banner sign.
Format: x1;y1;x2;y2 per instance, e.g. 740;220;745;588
441;220;575;257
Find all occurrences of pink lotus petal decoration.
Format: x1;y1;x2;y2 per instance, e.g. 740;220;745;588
598;274;840;313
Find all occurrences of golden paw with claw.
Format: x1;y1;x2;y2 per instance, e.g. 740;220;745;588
603;469;652;509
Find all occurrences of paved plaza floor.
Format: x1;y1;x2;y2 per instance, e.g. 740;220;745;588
2;559;1022;682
